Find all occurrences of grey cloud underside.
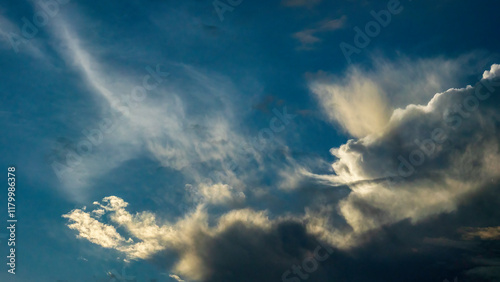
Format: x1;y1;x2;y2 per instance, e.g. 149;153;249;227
151;190;500;282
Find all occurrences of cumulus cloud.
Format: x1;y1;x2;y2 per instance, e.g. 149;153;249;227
0;14;49;60
308;64;500;240
309;54;492;137
65;193;500;281
64;196;302;280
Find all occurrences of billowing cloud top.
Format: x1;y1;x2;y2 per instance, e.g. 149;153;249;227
2;0;500;281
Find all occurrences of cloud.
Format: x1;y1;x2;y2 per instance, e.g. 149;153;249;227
197;183;246;205
310;70;391;137
47;18;264;201
307;63;500;240
62;208;127;248
62;57;500;281
0;14;48;60
293;16;346;50
64;196;302;280
461;226;500;240
309;54;494;137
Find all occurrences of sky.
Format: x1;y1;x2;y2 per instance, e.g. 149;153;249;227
1;0;500;281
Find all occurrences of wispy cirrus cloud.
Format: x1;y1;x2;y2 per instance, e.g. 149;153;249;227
47;15;267;201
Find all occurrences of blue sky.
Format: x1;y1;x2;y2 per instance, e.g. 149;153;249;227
1;0;500;281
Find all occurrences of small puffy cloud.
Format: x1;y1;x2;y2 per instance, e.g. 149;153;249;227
293;16;346;49
466;266;500;281
198;183;246;205
310;71;391;137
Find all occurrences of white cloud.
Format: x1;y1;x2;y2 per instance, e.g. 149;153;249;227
63;208;127;248
461;226;500;240
282;0;322;7
66;66;500;272
64;196;276;280
47;18;262;201
293;16;346;49
197;183;245;205
307;63;500;240
310;71;391;137
310;54;491;138
169;274;185;282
